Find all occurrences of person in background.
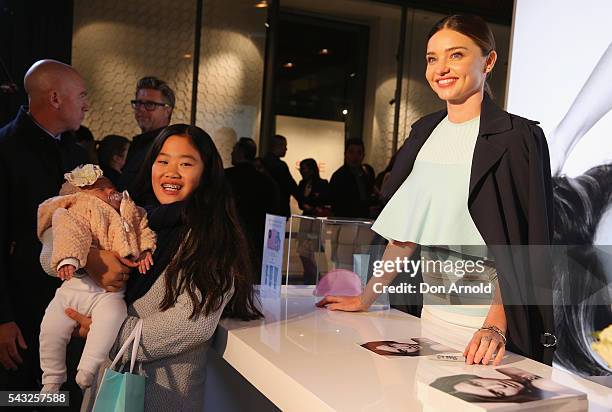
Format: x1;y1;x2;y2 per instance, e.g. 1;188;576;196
296;159;331;285
361;163;376;185
262;134;299;218
254;157;270;177
73;125;98;164
119;76;174;191
96;134;130;187
329;138;377;219
297;158;330;217
226;137;280;277
0;59;89;407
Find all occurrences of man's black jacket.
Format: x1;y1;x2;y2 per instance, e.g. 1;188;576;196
0;107;88;329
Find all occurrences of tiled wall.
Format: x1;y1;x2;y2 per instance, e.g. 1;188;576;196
72;0;195;140
73;1;509;172
364;8;411;174
196;0;266;166
73;0;266;167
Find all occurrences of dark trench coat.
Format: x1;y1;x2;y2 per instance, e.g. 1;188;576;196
383;94;556;365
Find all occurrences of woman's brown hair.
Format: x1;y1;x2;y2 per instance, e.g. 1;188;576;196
428;14;496;97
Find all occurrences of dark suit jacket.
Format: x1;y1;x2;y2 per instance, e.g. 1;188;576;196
297;177;330;215
225;163;281;272
262;153;298;218
0;107;89;330
383;95;556;364
330;164;375;219
118;127;164;191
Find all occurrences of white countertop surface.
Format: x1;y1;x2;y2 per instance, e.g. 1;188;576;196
215;286;612;411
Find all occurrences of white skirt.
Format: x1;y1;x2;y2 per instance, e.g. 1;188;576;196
420;304;485;351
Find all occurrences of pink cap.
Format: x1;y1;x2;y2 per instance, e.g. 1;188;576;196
313;269;362;297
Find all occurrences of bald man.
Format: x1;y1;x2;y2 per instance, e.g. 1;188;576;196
0;60;89;396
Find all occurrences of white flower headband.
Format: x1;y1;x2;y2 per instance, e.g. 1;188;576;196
64;164;104;187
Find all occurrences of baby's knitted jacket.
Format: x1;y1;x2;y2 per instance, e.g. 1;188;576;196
37;191;156;271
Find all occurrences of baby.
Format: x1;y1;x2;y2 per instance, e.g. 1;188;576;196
37;164;156;392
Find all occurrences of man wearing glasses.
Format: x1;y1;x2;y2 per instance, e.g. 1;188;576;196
118;76;175;190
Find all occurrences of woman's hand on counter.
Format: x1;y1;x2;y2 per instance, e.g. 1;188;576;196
315;295;367;311
463;327;506;366
464;280;507;366
315;242;415;313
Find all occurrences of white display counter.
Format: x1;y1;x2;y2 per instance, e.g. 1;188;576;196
204;286;612;411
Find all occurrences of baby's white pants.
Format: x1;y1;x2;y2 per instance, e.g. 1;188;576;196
39;276;126;385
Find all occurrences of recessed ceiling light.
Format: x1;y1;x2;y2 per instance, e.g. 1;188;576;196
342;109;348;115
183;53;192;59
254;0;268;8
283;62;294;68
318;48;330;55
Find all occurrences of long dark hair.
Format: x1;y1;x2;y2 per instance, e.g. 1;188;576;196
96;134;129;171
134;124;261;320
552;164;612;376
428;14;496;97
299;158;320;179
553;164;612;244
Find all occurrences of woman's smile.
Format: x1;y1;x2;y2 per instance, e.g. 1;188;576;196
152;134;204;204
436;76;459;87
160;182;183;194
426;29;495;106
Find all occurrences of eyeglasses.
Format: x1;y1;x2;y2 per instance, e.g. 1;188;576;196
130;100;171;111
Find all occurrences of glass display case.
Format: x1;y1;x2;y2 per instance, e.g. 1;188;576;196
286;215;389;306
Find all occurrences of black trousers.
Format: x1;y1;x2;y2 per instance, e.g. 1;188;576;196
0;318;84;411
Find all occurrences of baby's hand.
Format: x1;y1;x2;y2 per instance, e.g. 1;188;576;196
137;251;154;274
58;264;76;281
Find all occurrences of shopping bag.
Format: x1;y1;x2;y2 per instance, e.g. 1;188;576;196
93;319;145;412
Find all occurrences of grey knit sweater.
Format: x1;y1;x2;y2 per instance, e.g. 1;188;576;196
40;231;233;411
80;273;233;411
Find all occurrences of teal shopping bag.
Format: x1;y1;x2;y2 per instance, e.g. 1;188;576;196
93;320;145;412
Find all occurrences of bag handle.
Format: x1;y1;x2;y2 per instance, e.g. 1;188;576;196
129;319;143;373
109;319;143;372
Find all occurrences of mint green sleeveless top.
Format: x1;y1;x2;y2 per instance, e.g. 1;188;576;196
372;115;484;245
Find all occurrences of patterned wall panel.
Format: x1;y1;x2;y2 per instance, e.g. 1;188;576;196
398;10;447;152
72;1;508;174
72;0;195;140
196;0;267;167
366;15;407;174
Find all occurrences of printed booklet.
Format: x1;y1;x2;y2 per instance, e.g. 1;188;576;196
360;337;455;357
418;366;587;411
